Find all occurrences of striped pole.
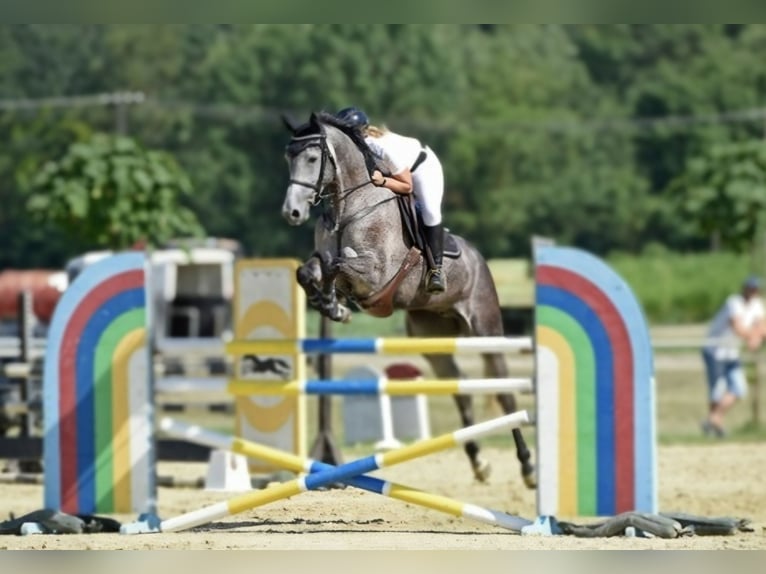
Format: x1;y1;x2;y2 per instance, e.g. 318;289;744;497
227;377;533;396
226;336;533;356
160;418;532;532
130;411;528;534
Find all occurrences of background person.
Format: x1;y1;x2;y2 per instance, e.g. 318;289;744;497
701;276;765;437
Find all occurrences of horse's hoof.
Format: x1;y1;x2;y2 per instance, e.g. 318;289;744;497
522;466;537;490
472;460;491;483
330;308;352;323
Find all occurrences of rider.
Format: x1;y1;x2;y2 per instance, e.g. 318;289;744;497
336;106;446;294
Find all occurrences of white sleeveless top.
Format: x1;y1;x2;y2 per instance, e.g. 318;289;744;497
365;131;422;175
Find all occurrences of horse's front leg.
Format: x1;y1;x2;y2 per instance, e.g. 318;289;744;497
317;250;352;323
296;255;324;312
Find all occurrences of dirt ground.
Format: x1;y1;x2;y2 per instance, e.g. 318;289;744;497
0;441;764;550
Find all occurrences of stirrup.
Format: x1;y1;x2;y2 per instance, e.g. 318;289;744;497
426;268;446;293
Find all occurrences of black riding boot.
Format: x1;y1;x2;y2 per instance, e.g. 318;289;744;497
424;224;446;294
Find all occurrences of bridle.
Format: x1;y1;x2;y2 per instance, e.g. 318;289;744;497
286;120;398;245
286;131;335;206
286;125;374;208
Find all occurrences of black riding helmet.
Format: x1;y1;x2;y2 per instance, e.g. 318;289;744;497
336;107;369;129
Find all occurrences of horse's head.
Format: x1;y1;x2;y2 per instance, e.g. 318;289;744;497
282;111;381;227
281;113;337;226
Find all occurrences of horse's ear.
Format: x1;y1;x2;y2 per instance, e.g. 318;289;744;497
309;112;320;127
281;113;299;135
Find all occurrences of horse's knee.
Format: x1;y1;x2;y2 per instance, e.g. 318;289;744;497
317;250;339;277
295;266;310;285
297;259;321;287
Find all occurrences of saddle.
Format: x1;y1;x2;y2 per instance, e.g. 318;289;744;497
396;194;461;263
357;195;461;318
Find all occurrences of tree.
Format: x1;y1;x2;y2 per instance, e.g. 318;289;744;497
671;140;766;254
5;24;766;267
435;25;647;256
27;133;204;250
564;25;766;251
0;113;97;268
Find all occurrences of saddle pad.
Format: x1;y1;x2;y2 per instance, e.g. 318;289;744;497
444;231;461;259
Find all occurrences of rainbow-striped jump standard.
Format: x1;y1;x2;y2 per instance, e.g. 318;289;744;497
121;410;529;534
156;417;533;533
43;252;155;516
534;246;657;518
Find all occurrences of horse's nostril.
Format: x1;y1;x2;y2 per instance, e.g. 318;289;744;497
291;209;300;219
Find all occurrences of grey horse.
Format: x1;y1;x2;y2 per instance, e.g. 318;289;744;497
281;112;535;488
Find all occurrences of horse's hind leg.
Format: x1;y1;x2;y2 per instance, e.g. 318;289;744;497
483;352;536;489
470;306;536;489
406;311;490;482
428;354;491;482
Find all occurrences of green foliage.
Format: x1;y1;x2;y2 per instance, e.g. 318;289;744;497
27;133;204;250
608;248;752;324
670;140;766;253
0;113;96;268
569;25;766;250
305;310;407;338
3;25;766;268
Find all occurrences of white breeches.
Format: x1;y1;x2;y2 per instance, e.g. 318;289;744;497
412;146;444;227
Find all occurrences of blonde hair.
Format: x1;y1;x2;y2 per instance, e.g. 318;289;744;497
364;124;389;138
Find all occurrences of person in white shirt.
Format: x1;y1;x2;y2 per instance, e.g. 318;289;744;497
702;276;765;436
336;107;446;294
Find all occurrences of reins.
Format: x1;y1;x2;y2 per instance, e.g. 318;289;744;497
287;122;391;232
333;194;397;234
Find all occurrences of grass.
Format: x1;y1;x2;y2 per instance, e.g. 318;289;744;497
305;310;407;338
607;250;755;324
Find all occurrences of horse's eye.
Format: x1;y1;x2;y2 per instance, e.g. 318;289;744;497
308;157;318;164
